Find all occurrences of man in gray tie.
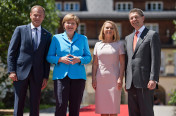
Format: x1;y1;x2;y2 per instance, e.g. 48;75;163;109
7;5;52;116
33;28;38;50
124;8;161;116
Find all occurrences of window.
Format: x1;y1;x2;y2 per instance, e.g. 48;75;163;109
64;2;80;11
77;23;86;35
145;23;159;33
160;50;176;76
116;23;122;38
115;2;133;11
145;2;163;11
55;2;62;11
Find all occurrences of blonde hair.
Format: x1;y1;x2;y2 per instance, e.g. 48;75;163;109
62;13;80;28
98;21;120;42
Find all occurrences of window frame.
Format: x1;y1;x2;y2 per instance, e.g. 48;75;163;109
145;1;163;11
116;23;122;38
55;2;62;11
145;23;159;33
64;2;80;11
77;23;86;35
115;2;133;11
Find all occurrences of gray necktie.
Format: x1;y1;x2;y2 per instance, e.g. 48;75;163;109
33;28;38;50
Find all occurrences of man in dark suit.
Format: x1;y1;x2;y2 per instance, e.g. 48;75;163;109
125;8;161;116
7;5;52;116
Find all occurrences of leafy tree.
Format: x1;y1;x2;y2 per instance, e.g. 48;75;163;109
168;20;176;105
0;0;60;108
0;0;60;64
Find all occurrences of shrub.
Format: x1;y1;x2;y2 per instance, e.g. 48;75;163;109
168;90;176;105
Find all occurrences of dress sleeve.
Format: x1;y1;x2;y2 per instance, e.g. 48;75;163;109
118;41;125;55
93;42;98;55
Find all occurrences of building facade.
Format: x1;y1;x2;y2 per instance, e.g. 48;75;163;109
55;0;176;105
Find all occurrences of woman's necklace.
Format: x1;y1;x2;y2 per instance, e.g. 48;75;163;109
67;35;73;42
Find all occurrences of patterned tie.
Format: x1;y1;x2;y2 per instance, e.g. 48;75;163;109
33;28;38;50
133;31;139;51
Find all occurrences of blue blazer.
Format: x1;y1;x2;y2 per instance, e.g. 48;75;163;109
47;32;92;80
7;24;52;82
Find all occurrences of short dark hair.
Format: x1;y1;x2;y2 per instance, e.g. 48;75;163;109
129;8;144;17
30;5;45;15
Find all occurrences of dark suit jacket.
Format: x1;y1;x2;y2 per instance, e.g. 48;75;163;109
7;24;52;82
125;27;161;89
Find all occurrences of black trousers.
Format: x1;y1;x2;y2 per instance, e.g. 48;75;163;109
13;69;42;116
128;84;154;116
54;76;85;116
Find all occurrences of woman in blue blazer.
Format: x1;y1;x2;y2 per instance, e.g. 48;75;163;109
47;13;92;116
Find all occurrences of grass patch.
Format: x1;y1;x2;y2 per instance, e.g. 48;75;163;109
40;104;54;110
23;104;54;113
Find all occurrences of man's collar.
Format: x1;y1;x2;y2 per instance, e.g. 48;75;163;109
31;23;41;31
135;25;145;33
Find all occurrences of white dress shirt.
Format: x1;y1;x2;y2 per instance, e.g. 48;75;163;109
135;25;145;42
31;23;41;48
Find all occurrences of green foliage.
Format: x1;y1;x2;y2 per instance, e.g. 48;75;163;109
40;88;55;105
168;90;176;105
121;88;125;104
39;104;54;109
169;20;176;105
0;74;13;98
172;20;176;41
0;0;60;109
40;71;55;105
23;104;54;113
0;74;13;109
0;0;60;64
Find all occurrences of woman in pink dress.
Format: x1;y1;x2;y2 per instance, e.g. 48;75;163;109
92;21;125;116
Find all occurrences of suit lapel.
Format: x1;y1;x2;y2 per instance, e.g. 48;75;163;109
62;31;70;43
72;32;79;43
133;28;149;54
37;27;47;51
62;31;79;43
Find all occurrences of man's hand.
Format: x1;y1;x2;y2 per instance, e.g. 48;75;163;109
41;78;48;90
147;80;156;90
9;72;18;81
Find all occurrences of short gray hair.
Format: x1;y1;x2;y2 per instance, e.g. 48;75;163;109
30;5;45;15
